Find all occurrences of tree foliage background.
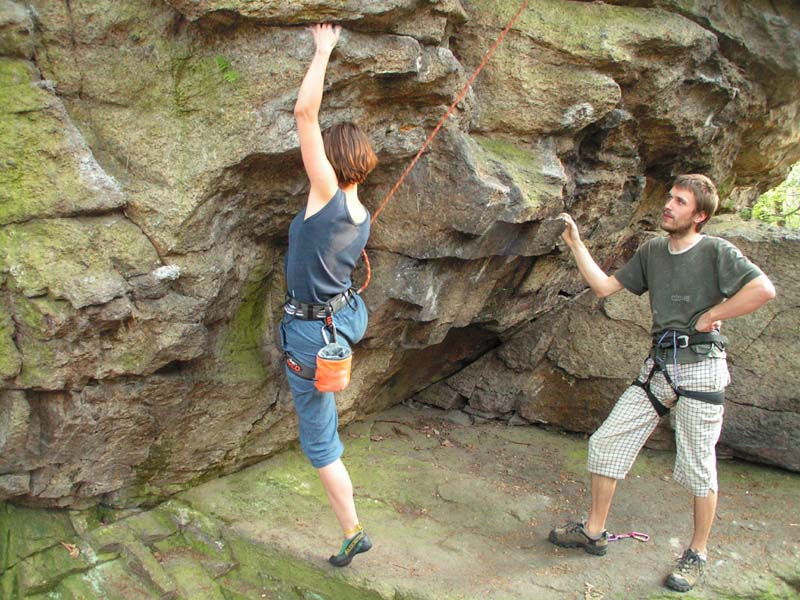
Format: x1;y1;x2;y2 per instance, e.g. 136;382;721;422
744;163;800;228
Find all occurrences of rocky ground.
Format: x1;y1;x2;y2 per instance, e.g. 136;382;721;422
3;403;799;599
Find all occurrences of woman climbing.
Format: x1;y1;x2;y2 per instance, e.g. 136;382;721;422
279;23;377;567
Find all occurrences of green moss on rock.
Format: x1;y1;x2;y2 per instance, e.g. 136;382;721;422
0;502;94;596
0;58;108;226
0;502;77;572
224;537;385;600
215;266;273;384
27;558;157;599
473;136;563;212
468;0;710;64
160;553;225;599
8;541;95;595
170;50;244;115
131;437;176;498
0;217;159;306
0;303;21;378
7;295;69;387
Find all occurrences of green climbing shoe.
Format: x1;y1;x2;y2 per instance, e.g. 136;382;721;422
328;529;373;567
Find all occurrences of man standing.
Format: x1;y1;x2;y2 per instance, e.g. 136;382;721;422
549;174;776;592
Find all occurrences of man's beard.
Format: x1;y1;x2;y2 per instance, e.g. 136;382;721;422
661;215;695;236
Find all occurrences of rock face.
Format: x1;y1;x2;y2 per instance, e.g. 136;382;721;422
0;0;798;507
422;219;800;471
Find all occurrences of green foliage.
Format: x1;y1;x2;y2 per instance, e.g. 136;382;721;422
214;55;240;84
742;162;800;228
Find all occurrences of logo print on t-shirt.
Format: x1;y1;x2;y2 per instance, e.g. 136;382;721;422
671;294;691;303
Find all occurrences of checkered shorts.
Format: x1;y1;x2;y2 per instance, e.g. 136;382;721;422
587;356;729;497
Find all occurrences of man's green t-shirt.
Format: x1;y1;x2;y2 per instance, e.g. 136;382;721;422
614;235;764;359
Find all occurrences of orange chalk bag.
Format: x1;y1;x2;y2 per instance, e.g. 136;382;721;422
315;318;352;392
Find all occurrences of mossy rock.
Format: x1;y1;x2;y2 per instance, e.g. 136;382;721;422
0;58;125;226
26;558;158;600
0;503;99;597
213;264;275;384
0;502;76;572
473;136;564;214
0;216;159;308
0;303;21;378
464;0;714;65
0;1;35;59
7;294;68;388
223;537;384;600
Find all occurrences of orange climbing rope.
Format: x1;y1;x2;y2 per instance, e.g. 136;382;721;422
358;0;530;293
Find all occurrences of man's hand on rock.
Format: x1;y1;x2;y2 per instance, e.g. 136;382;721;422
559;213;582;249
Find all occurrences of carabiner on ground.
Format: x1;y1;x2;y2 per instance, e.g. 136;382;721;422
608;531;650;542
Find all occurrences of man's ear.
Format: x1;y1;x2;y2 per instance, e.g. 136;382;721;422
694;210;708;227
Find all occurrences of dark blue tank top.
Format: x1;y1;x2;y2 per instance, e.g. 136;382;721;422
285;189;370;304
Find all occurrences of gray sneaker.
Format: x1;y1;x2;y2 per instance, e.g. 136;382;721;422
548;520;608;556
665;548;706;592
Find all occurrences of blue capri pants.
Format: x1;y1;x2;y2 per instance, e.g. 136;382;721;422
279;293;368;468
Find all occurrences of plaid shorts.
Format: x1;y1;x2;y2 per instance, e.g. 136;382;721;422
587;356;729;496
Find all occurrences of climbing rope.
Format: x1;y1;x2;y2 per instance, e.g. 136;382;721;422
357;0;530;293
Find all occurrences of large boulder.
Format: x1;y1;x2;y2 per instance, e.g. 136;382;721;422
0;0;798;507
421;219;800;470
706;219;800;470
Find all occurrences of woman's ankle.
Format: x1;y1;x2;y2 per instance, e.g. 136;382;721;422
343;523;363;539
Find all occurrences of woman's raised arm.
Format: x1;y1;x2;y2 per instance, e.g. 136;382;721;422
294;24;341;205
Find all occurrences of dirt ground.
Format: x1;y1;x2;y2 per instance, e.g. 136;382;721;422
6;402;798;599
179;403;800;599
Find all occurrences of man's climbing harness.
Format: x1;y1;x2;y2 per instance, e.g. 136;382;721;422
632;330;728;417
356;0;531;293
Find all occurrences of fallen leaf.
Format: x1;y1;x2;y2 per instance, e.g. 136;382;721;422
60;542;80;558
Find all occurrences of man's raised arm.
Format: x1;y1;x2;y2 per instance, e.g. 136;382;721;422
560;213;624;298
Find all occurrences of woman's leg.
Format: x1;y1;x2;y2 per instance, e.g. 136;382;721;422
321;457;372;566
282;304;372;564
317;458;359;535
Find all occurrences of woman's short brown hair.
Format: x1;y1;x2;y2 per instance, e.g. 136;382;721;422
322;122;378;186
673;174;719;231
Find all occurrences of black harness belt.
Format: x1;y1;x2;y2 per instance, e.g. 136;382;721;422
282;290;356;383
285;353;317;381
283;289;354;320
632;331;728;416
652;331;728;350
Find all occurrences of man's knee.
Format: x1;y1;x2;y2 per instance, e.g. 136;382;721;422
587;434;621;477
588;425;617;457
673;459;718;497
587;431;601;456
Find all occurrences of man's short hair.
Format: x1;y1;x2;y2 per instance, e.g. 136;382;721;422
322;122;378;186
673;174;719;231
